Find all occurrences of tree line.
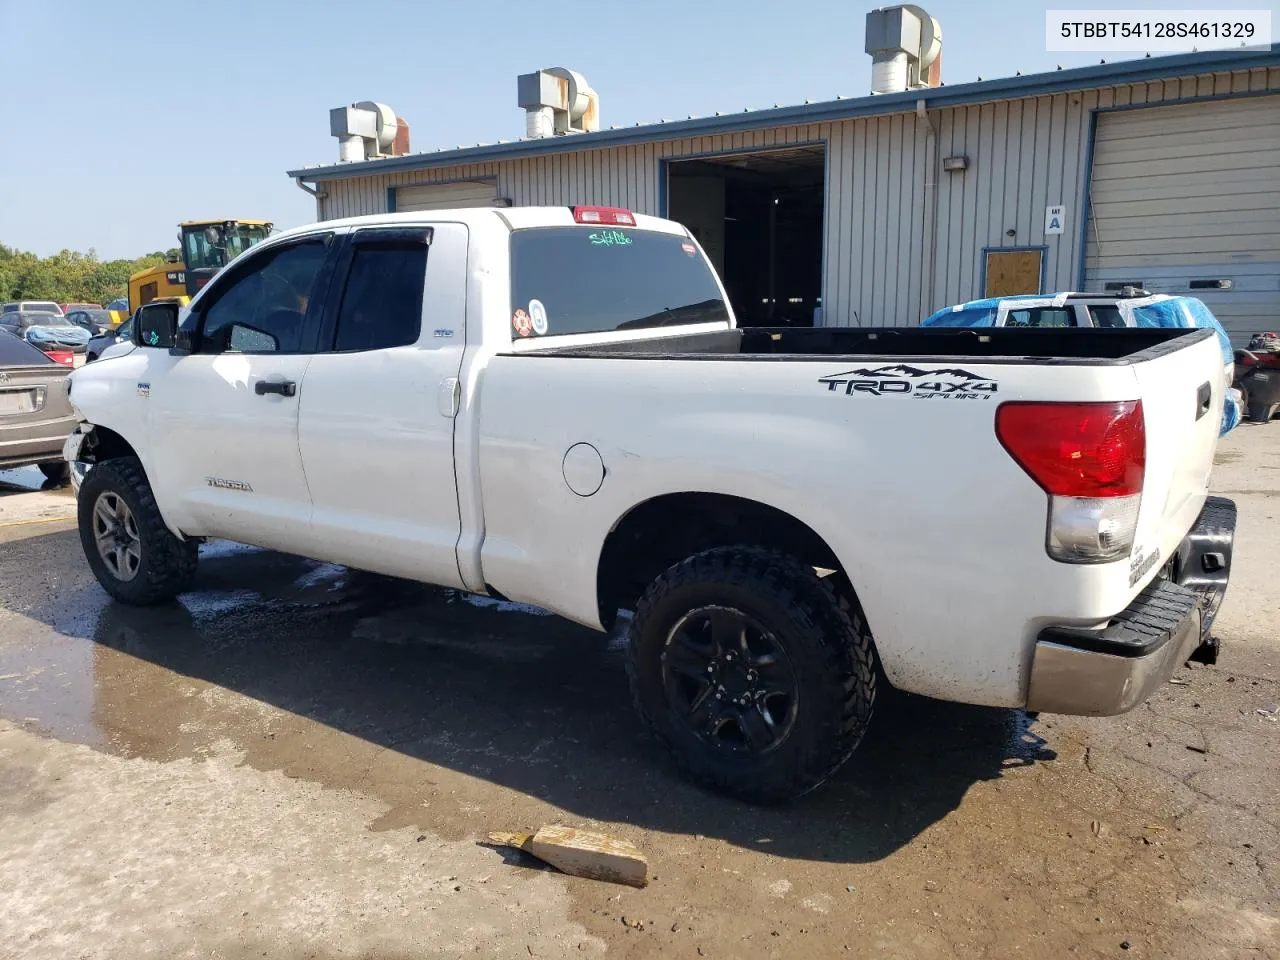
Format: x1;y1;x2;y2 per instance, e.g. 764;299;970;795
0;242;180;306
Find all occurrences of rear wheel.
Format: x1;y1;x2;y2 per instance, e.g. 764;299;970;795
77;457;198;605
627;546;876;804
38;461;70;483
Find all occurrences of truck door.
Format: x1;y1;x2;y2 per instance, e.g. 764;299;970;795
147;234;335;554
296;223;467;589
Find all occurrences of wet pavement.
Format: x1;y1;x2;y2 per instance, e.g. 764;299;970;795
0;431;1278;959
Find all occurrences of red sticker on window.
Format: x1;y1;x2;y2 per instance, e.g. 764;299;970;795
682;242;697;255
512;309;532;337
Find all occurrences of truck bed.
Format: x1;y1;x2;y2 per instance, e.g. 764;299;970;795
523;325;1214;364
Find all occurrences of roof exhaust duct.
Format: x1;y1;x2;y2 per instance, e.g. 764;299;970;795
517;67;599;139
330;101;411;162
865;4;942;94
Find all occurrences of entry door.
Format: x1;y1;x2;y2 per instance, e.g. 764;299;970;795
298;222;467;589
147;236;334;554
985;249;1043;297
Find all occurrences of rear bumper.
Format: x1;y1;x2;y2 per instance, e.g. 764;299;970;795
0;421;78;470
1026;496;1236;717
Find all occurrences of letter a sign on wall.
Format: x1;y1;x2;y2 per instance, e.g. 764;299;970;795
1045;204;1065;236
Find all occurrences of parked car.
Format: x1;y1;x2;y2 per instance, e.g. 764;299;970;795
66;308;115;337
85;314;133;362
1;300;64;317
0;311;90;366
58;302;102;314
0;329;75;481
102;297;131;328
62;206;1236;802
922;291;1240;435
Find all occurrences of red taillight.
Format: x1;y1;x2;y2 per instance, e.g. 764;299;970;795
572;205;636;226
996;400;1146;498
46;350;75;367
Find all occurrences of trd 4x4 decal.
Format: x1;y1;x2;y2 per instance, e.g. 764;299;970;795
818;364;998;400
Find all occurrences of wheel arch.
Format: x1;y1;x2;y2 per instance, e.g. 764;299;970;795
595;491;861;630
79;424;140;464
76;424;188;541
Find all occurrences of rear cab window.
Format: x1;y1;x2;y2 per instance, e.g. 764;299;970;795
508;227;730;339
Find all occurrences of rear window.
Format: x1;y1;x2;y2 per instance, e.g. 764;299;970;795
0;329;55;365
1089;305;1126;328
1006;307;1076;328
508;227;729;338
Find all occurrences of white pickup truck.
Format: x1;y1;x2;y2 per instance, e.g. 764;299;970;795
63;206;1236;802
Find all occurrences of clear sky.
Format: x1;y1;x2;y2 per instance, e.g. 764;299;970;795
1;0;1274;259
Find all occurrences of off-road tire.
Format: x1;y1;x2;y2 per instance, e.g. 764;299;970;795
626;546;876;804
77;456;198;605
38;460;70;483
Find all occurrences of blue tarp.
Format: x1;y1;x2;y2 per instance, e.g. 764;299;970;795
1130;297;1238;436
1130;296;1234;368
920;295;1046;327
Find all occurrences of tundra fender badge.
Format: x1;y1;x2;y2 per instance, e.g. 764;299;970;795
818;364;998;400
205;477;253;493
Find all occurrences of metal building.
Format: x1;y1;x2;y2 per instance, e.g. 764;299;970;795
289;45;1280;343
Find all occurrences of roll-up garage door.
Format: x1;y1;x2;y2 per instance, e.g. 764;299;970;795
1084;95;1280;345
393;181;499;212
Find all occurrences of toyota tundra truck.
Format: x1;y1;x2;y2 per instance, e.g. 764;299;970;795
61;206;1236;802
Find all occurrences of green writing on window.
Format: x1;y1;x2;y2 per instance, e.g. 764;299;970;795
589;230;634;247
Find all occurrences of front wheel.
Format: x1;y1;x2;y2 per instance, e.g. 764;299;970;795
77;457;198;605
627;546;876;804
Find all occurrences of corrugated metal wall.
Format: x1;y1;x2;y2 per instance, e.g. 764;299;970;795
314;66;1280;327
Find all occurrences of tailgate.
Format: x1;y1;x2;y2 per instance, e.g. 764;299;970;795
1127;330;1222;588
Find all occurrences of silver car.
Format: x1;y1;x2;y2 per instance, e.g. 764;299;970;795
0;329;76;481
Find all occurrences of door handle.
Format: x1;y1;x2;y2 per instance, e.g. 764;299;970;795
255;379;297;397
1195;381;1211;421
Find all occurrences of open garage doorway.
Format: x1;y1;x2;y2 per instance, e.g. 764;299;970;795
665;144;826;327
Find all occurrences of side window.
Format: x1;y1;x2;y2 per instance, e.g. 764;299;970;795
332;242;427;352
198;240;328;355
1089;305;1126;328
1006;307;1075;328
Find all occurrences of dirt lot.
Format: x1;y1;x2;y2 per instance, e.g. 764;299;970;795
1;429;1277;960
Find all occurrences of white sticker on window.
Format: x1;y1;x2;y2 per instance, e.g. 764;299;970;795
528;299;548;336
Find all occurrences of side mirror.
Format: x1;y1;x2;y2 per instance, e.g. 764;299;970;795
134;302;179;349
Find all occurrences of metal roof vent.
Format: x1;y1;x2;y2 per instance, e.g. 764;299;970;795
864;5;942;94
329;101;411;162
517;68;599;139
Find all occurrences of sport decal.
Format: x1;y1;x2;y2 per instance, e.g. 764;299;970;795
818;364;998;400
